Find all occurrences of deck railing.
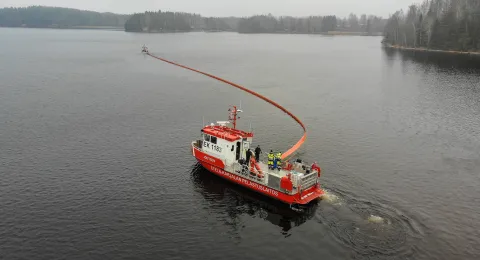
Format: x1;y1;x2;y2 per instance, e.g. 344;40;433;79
299;171;318;191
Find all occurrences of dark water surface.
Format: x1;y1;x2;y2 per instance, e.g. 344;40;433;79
1;28;479;260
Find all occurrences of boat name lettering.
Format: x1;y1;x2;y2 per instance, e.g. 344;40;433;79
210;166;279;197
301;192;314;200
203;155;216;163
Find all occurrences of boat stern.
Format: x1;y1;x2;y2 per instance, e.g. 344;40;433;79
297;185;325;205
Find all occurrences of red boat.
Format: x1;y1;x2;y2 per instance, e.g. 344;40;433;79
192;106;325;209
143;51;325;209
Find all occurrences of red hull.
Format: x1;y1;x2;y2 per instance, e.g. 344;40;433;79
193;146;324;205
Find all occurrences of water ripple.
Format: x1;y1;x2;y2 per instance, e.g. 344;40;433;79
317;189;424;259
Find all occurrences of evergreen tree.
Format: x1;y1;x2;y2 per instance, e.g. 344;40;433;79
383;0;480;51
0;6;129;28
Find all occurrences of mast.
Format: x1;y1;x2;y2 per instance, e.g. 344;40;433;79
228;106;240;129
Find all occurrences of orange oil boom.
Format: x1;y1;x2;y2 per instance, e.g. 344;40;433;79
147;52;306;160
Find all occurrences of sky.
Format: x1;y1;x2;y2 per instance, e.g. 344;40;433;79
0;0;419;18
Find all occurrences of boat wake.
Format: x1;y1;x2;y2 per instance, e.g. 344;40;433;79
368;214;388;224
321;189;343;205
316;189;424;259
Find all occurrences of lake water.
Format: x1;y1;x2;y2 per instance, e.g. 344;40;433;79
1;28;479;260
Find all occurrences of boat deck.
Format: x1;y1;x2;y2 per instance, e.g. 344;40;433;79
192;140;317;195
224;160;315;195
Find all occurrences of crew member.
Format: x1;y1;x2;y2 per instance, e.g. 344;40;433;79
275;151;282;170
284;160;293;171
311;161;321;176
267;150;274;169
254;145;262;162
246;148;252;166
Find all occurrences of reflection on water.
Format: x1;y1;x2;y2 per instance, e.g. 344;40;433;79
383;47;480;71
190;163;317;236
190;162;425;259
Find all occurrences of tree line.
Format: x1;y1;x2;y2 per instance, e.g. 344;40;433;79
0;6;129;28
124;11;239;32
0;6;387;35
383;0;480;51
125;11;386;34
237;15;337;33
237;14;385;34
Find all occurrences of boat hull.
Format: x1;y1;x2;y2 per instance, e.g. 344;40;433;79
196;159;324;206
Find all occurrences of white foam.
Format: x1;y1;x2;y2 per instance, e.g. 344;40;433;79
321;190;342;205
368;215;385;224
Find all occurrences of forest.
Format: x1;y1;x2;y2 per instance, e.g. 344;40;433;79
383;0;480;51
125;11;386;35
1;6;387;36
0;6;128;28
124;11;239;32
237;14;385;34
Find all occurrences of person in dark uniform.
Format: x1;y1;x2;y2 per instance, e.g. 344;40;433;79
245;148;252;165
254;145;262;162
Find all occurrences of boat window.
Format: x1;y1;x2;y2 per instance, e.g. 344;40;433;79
211;136;217;144
204;134;210;142
236;142;241;160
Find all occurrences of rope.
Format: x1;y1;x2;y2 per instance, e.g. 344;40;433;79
146;52;306;160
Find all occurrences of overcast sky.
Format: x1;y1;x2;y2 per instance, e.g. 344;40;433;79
0;0;418;17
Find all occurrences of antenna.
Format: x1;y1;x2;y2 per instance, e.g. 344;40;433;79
228;105;242;129
202;116;204;127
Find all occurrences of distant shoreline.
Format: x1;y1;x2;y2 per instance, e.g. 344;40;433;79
127;29;382;36
0;25;124;31
70;26;124;31
1;26;383;36
383;44;480;56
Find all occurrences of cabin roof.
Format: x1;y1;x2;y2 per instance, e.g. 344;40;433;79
202;125;253;142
